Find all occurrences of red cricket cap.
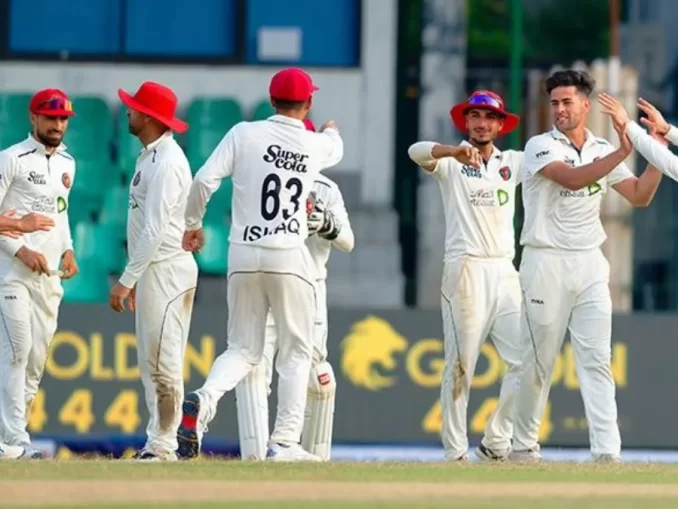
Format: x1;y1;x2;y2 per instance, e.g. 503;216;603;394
269;68;319;102
29;89;75;117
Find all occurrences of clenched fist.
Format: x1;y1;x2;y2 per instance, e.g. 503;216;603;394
320;120;339;132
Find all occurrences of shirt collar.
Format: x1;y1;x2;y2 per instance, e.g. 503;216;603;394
142;131;173;153
549;126;595;149
461;139;502;161
24;134;67;155
268;114;306;130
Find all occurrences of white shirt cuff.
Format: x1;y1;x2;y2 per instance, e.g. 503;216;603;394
118;271;137;289
666;125;678;146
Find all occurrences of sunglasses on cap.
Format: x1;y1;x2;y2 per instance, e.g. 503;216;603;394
37;97;73;113
467;94;502;109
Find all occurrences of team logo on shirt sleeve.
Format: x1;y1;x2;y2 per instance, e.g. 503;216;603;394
132;172;141;187
61;172;71;189
499;166;511;181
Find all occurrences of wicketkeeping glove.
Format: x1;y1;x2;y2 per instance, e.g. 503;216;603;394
306;194;341;240
318;207;340;241
307;192;324;236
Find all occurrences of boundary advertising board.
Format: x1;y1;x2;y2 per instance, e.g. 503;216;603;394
33;307;675;449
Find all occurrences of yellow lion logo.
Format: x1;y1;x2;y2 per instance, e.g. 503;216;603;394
340;316;409;391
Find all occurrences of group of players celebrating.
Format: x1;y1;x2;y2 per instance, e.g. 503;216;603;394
0;65;674;463
409;68;677;462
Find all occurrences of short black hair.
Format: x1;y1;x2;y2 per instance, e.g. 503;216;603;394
271;98;307;110
545;70;596;96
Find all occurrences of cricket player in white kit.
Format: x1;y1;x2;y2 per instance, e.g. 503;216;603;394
177;68;343;462
0;189;57;461
409;91;525;462
0;89;80;460
108;82;198;461
236;118;355;461
512;70;663;462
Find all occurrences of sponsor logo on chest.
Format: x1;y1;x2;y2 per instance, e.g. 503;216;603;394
28;171;47;185
560;182;602;198
461;165;482;179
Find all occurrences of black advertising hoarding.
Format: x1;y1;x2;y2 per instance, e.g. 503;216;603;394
33;306;676;449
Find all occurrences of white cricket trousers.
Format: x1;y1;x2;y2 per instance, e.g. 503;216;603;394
136;255;198;455
440;257;522;460
236;280;331;460
513;247;621;457
197;243;317;446
0;272;62;445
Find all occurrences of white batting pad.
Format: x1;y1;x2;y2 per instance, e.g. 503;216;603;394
235;363;270;461
301;361;337;461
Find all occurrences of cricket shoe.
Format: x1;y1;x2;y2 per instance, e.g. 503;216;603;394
177;392;210;459
444;450;470;462
17;442;44;459
266;443;322;462
133;448;178;462
508;448;542;463
0;443;28;460
593;453;621;464
475;443;509;462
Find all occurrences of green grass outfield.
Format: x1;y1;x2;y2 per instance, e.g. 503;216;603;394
3;460;678;508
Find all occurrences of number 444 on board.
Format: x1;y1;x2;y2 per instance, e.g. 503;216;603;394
28;389;142;434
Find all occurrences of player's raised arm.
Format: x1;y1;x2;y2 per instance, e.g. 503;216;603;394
626;120;678;176
317;120;344;169
594;93;662;207
622;111;678;183
636;97;676;143
527;132;631;191
185;126;238;231
408;142;482;172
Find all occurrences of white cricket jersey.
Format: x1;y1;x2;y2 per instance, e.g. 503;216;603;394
119;132;193;289
626;122;678;181
427;141;524;262
520;127;634;251
266;173;354;326
0;136;74;280
185;115;343;250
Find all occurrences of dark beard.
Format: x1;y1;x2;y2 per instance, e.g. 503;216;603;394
128;123;140;135
469;137;491;147
35;131;61;148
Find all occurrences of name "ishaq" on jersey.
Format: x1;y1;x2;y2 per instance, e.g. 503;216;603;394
263;145;309;173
